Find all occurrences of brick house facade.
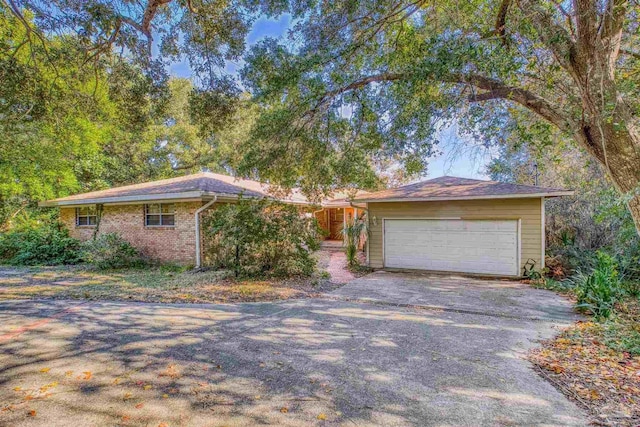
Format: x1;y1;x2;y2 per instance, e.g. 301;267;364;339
60;202;203;265
42;172;364;266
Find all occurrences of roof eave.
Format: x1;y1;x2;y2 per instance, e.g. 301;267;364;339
352;191;575;203
39;191;225;207
39;190;314;207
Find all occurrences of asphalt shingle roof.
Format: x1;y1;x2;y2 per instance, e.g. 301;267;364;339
353;176;572;202
43;172;307;205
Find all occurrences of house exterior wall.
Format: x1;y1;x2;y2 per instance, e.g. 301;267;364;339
366;197;543;275
60;202;203;265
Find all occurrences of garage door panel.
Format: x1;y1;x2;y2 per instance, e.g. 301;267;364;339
384;219;519;276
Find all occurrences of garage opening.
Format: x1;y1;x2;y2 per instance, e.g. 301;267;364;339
383;219;520;276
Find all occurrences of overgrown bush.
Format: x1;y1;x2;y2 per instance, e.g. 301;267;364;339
569;252;624;319
81;233;144;269
0;222;81;265
203;198;321;277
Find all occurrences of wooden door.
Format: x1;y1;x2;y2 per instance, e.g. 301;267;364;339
329;208;344;240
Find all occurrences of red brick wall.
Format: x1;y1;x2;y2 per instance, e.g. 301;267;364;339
60;202;203;265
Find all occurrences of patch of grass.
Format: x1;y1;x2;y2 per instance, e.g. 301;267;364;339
0;263;344;304
528;277;575;293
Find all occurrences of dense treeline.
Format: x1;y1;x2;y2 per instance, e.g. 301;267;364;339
0;8;248;229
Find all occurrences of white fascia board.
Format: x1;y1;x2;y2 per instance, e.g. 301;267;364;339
352;191;574;203
39;191;219;207
39;191;315;207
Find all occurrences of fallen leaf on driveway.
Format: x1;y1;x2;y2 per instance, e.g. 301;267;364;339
28;410;36;417
135;403;144;409
159;364;180;379
280;407;288;413
39;368;50;373
317;413;327;420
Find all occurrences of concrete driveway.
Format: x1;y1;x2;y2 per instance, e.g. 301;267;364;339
0;272;587;426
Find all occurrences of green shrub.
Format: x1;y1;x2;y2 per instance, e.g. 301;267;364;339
203;197;321;278
81;233;144;269
570;252;623;319
342;214;367;267
0;223;81;265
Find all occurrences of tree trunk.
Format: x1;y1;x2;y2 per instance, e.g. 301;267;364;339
577;119;640;235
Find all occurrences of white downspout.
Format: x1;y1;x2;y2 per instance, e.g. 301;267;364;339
195;196;217;268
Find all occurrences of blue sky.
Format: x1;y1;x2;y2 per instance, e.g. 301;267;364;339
170;15;490;180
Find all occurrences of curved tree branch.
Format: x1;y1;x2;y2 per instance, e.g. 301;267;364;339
461;74;573;132
313;72;573;134
141;0;174;38
494;0;511;45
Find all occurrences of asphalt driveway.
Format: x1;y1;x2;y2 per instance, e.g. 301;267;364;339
0;272;587;426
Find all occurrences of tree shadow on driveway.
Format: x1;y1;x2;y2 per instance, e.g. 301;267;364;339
0;297;587;426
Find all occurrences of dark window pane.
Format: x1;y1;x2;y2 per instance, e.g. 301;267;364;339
88;216;97;225
146;215;160;226
161;215;175;226
78;216;88;226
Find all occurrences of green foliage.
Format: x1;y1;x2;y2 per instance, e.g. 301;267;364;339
602;301;640;356
569;252;624;320
342;214;367;267
535;277;574;293
522;259;542;279
81;233;144;270
0;8;249;230
0;222;81;265
203;197;321;278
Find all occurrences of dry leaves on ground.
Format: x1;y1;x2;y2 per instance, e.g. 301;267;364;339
529;321;640;426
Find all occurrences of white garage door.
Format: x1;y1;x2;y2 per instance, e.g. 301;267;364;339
384;219;519;276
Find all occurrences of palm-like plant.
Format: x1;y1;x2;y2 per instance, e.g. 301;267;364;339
342;214;367;267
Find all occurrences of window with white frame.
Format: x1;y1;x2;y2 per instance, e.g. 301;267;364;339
145;203;175;227
76;206;97;226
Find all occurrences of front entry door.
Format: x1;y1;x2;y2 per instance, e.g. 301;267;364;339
329;208;344;240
